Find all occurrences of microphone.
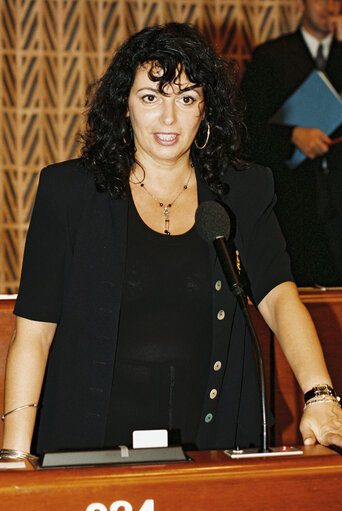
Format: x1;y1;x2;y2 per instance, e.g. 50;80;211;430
195;201;246;304
195;200;270;453
194;200;231;242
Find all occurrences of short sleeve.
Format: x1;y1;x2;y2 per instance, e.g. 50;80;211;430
14;167;69;323
243;168;294;305
228;165;294;305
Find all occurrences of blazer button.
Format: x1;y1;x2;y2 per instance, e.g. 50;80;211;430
205;413;213;423
217;309;225;320
213;361;222;371
215;280;222;291
210;389;218;399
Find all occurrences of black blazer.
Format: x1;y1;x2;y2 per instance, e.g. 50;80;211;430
241;30;342;285
15;159;292;453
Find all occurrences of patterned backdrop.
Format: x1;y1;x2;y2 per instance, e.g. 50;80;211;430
0;0;300;293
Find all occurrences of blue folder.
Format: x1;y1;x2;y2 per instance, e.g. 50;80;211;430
269;70;342;169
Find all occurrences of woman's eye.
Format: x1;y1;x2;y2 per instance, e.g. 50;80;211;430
142;94;157;103
180;96;195;105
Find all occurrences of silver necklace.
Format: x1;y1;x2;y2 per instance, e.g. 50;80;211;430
135;166;193;235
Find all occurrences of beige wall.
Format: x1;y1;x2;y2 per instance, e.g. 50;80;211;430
0;0;300;293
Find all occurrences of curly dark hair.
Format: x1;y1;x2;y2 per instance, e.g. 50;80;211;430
81;22;246;198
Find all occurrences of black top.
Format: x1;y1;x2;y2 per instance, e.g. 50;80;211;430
104;198;212;448
14;159;293;453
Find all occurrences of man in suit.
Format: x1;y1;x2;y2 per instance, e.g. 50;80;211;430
241;0;342;286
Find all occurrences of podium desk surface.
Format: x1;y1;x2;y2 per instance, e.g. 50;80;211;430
0;445;341;510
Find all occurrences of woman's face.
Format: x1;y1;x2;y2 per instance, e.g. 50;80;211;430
127;63;205;166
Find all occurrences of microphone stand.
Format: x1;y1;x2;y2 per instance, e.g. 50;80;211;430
214;237;303;458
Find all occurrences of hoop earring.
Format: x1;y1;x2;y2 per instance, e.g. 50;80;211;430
195;123;210;150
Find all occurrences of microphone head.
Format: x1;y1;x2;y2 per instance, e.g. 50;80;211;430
195;201;231;243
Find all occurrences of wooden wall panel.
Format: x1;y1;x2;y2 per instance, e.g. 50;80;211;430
0;0;301;293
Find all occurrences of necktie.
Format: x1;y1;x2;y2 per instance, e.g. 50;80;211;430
315;43;326;70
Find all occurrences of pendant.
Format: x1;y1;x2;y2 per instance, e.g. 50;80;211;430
164;220;170;235
163;205;171;235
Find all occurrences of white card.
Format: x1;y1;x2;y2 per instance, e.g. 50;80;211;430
132;429;168;449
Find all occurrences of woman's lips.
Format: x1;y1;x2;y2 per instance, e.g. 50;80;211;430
154;133;178;145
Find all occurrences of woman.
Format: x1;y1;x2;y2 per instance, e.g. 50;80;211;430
1;23;342;459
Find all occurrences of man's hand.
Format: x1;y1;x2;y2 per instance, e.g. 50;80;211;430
291;127;331;159
329;14;342;41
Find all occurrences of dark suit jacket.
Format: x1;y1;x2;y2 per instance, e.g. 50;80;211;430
14;158;292;453
241;30;342;285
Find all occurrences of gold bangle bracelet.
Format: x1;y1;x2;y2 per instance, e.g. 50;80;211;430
0;448;37;461
1;403;38;422
303;396;340;411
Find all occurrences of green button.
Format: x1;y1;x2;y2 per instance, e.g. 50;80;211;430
205;413;213;423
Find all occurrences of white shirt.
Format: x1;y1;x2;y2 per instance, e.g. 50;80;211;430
301;27;333;61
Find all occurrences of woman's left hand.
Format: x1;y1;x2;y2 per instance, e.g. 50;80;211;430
300;402;342;447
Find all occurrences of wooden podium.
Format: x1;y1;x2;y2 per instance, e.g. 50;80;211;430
1;290;342;446
1;293;342;510
0;446;341;510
